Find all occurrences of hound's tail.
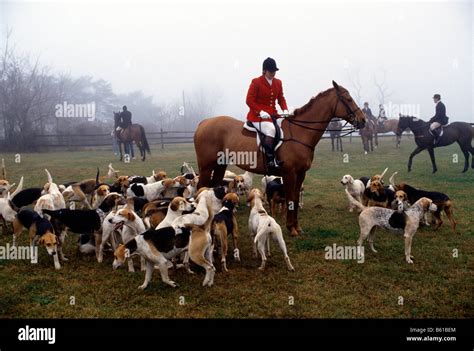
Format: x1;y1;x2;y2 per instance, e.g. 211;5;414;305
380;167;388;180
95;167;100;187
45;169;53;184
345;188;366;211
389;171;398;188
10;176;24;198
139;125;151;154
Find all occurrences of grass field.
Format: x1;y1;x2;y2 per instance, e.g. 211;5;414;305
0;135;473;318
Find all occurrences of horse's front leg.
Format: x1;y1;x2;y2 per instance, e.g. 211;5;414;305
427;147;438;173
118;142;123;161
408;146;424;172
283;172;299;237
294;171;306;235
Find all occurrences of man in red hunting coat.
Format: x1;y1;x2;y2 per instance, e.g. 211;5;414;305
246;57;289;169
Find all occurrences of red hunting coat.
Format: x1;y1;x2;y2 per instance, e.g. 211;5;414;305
246;75;288;122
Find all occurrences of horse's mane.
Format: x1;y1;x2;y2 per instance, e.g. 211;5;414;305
293;88;334;116
401;115;427;124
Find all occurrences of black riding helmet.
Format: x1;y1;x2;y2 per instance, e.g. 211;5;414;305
262;57;279;72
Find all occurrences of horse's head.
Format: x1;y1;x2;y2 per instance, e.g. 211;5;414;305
113;111;121;127
331;81;366;130
396;115;418;135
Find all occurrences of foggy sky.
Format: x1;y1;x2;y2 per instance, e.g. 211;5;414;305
1;0;472;122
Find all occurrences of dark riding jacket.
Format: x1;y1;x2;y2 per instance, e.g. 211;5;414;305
429;101;448;125
120;110;132;128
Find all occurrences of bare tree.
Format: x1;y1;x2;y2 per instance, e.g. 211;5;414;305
346;66;363;106
373;67;393;106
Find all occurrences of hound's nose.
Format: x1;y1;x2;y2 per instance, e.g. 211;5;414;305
108;218;113;223
52;251;57;256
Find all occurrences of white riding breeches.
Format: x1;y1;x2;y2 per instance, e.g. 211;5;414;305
430;122;441;130
253;121;276;138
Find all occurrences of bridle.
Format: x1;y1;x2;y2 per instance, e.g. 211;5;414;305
281;89;364;150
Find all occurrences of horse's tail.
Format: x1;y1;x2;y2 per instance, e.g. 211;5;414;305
139;125;151;154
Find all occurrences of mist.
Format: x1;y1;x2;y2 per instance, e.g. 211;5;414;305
1;0;472;124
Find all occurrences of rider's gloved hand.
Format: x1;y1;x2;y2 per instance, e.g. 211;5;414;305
282;110;289;117
259;111;271;119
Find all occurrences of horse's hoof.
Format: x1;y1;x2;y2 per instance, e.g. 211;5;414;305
433;169;438;174
289;229;299;237
297;227;304;235
462;169;468;173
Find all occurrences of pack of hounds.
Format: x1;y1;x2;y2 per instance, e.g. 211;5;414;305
0;161;296;289
0;159;457;288
341;167;456;264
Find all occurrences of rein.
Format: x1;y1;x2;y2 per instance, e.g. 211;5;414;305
280;90;361;150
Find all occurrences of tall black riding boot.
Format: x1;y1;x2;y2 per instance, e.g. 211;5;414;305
430;128;440;145
261;136;281;169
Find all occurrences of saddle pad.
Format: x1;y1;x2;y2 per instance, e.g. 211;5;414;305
243;119;284;152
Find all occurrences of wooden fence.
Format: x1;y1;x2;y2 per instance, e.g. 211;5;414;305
28;130;414;151
31;130;195;150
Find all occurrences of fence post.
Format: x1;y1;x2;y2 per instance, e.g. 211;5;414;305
160;128;164;150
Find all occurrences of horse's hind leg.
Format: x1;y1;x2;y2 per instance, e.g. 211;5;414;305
456;141;470;172
137;142;145;162
339;137;343;152
470;146;474;169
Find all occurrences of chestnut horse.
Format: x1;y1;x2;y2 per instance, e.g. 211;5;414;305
194;81;366;236
375;118;401;148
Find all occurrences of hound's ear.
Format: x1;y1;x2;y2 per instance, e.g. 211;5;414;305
170;199;179;211
332;80;340;90
126;210;136;221
38;236;45;246
247;191;255;204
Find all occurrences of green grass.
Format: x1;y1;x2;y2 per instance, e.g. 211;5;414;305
0;136;473;318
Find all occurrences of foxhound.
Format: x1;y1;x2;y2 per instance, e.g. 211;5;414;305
345;189;437;264
106;208;146;272
12;208;61;270
34;170;66;217
340;174;366;212
62;169;100;209
364;180;395;208
0;176;24;226
156;197;195;229
113;202;216;288
211;192;240;272
389;172;456;232
247;188;295;271
126;178;179;202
